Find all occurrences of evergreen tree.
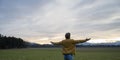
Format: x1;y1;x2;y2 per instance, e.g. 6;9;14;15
0;34;26;49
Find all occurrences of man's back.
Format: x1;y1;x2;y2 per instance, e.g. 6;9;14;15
61;39;76;55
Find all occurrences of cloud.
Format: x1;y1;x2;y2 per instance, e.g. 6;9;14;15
0;0;120;43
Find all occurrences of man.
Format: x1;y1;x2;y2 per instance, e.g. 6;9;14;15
51;32;91;60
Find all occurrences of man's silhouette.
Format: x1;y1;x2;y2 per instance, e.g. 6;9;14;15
51;32;91;60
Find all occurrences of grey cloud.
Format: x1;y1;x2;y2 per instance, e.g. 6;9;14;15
74;18;120;31
0;0;51;25
73;0;120;32
0;0;120;43
73;0;96;9
91;20;120;31
74;0;120;19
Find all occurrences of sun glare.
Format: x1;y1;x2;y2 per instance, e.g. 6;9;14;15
88;39;118;43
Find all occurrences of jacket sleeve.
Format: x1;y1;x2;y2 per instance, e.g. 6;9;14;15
74;39;87;44
52;41;62;45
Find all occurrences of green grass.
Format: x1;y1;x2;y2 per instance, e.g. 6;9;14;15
0;47;120;60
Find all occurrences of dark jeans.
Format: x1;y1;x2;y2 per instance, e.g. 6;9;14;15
64;54;73;60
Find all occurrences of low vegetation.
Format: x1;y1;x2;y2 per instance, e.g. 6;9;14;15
0;48;120;60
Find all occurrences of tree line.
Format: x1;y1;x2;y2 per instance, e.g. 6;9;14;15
0;34;27;49
0;34;120;49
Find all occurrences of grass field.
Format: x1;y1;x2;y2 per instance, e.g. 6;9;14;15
0;47;120;60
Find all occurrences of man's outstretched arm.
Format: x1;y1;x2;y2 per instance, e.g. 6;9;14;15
50;41;62;45
74;38;91;44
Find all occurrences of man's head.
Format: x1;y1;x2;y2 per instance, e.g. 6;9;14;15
65;32;71;39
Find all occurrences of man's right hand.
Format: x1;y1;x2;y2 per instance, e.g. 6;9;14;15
86;38;91;41
50;41;54;44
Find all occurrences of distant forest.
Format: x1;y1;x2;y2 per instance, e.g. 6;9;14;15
0;34;27;49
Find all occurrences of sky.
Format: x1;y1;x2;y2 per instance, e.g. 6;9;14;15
0;0;120;44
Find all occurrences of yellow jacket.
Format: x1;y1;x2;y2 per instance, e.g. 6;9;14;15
53;39;87;55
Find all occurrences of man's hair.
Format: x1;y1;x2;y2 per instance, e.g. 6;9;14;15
65;32;71;39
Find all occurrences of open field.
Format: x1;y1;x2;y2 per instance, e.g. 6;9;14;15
0;47;120;60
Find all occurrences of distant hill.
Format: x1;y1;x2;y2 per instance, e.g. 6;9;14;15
79;41;120;45
28;41;120;48
75;41;120;47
